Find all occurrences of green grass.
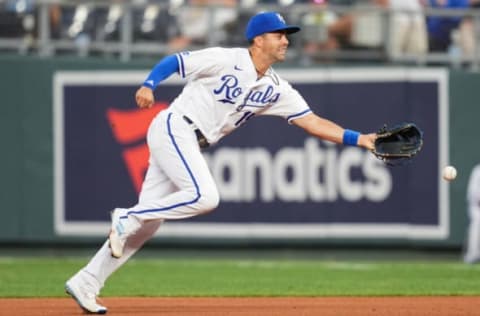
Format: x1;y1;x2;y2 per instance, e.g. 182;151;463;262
1;258;479;297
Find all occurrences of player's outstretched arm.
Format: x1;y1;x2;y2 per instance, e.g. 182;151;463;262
292;112;375;150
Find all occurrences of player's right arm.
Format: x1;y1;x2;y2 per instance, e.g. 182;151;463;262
135;54;180;109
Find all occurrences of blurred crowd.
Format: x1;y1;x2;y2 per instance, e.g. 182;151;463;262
0;0;253;53
1;0;480;63
302;0;480;62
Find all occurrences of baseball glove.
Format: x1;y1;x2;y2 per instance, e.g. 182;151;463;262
372;122;424;166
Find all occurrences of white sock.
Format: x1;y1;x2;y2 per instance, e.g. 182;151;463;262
83;219;163;288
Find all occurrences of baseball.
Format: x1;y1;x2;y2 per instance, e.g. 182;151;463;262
442;166;457;181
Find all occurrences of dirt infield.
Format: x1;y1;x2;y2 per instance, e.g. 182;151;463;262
1;297;480;315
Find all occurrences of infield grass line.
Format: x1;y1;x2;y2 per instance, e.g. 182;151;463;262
0;258;479;297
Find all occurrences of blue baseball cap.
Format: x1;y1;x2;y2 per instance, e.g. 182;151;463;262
245;11;301;42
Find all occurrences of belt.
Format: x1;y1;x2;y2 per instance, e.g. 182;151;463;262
183;115;210;149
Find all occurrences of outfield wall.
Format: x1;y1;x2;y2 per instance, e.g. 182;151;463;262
1;55;477;247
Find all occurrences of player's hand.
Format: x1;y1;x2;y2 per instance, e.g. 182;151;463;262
358;133;376;151
135;86;154;109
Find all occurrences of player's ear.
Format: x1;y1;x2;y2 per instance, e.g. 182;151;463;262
252;35;263;47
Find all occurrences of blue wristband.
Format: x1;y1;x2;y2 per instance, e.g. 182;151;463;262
343;129;360;146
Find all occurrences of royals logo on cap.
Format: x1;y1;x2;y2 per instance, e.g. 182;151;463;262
276;13;286;24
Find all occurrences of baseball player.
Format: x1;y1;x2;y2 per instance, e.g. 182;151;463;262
65;11;377;314
464;164;480;263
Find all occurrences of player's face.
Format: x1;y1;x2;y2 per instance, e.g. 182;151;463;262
260;31;289;62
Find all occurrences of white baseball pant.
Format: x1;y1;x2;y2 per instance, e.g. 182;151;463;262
80;109;220;285
465;203;480;263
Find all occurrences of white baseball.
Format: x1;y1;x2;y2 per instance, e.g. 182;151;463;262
442;166;457;181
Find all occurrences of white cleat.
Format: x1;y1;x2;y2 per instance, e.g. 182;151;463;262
65;277;107;314
109;209;128;258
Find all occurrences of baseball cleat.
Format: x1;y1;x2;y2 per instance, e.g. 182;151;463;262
65;279;107;314
109;209;128;258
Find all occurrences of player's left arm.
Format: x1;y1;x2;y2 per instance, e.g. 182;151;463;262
136;54;180;109
292;112;376;150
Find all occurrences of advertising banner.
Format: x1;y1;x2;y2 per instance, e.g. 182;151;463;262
54;68;448;240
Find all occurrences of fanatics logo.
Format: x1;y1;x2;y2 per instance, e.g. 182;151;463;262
106;103;167;193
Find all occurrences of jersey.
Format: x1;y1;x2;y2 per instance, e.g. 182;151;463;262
168;47;312;145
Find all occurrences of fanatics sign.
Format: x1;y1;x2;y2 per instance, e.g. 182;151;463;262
53;68;449;241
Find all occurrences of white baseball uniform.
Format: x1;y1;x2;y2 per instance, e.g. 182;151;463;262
77;47;312;286
128;47;311;221
464;164;480;263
